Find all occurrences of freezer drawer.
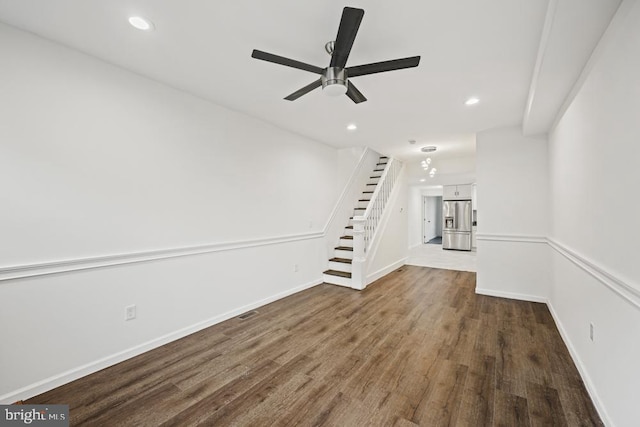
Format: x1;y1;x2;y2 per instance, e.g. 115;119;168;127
443;231;471;251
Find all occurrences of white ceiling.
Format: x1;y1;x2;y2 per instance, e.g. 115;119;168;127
0;0;619;180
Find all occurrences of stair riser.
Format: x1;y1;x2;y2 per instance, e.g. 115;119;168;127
323;274;354;288
334;249;353;259
339;238;353;246
328;261;352;272
357;200;369;209
343;228;354;236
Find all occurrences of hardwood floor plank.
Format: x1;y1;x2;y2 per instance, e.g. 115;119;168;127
412;360;468;425
25;265;603;426
457;354;496;426
160;360;280;426
496;329;528;398
494;389;531;427
198;356;316;426
525;382;567;427
78;383;194;427
554;382;604;427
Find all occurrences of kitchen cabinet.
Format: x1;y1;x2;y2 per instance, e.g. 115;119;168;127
443;184;472;200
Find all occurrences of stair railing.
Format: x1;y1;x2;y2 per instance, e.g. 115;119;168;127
350;158;401;289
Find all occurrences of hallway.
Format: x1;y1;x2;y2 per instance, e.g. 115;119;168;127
406;244;476;272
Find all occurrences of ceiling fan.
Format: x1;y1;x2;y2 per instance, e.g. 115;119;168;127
251;7;421;104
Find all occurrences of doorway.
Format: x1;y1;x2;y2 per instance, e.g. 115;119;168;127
423;196;443;244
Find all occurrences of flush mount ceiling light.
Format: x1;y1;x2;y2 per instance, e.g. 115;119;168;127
128;16;154;31
346;123;357;131
465;97;480;106
421;146;437;153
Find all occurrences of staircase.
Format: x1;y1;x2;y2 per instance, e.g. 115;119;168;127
323;156;389;287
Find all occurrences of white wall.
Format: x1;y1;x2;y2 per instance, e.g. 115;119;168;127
547;1;640;425
366;169;409;283
406;156;476;184
475;127;550;300
0;23;344;402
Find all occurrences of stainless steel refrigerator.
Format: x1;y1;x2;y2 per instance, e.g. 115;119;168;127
442;200;472;251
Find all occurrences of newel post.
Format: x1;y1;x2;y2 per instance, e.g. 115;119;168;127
351;216;366;290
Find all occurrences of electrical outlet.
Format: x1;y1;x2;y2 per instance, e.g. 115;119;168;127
125;305;137;321
589;322;594;341
294;264;299;272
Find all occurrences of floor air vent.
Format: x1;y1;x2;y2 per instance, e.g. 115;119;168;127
238;310;258;320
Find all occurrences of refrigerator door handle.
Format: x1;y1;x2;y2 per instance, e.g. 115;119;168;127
454;202;458;230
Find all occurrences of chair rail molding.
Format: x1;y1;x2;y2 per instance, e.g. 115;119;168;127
547;237;640;310
475;233;547;243
0;231;323;283
476;233;640;310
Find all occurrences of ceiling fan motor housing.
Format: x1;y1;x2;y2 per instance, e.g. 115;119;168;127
321;67;348;96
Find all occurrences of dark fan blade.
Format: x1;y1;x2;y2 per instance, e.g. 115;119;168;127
330;7;364;69
345;81;367;104
284;79;323;101
252;50;323;74
347;56;421;78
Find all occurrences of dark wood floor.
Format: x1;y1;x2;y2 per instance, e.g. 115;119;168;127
28;266;602;426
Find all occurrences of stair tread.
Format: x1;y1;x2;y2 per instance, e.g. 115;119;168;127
345;225;353;229
329;257;352;264
359;199;371;202
340;235;353;240
335;246;353;251
373;169;385;172
370;175;381;178
366;183;377;186
380;156;388;159
363;191;374;193
323;270;352;278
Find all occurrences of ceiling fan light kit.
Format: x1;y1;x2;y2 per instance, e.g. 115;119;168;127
251;7;420;104
322;67;348;96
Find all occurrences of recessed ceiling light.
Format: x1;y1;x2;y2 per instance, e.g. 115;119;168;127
420;179;426;182
465;97;480;106
346;123;357;131
128;16;154;31
421;146;437;153
408;139;416;145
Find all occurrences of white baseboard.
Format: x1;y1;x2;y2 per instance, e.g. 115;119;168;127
0;277;323;404
474;287;547;303
366;258;407;286
545;301;612;427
